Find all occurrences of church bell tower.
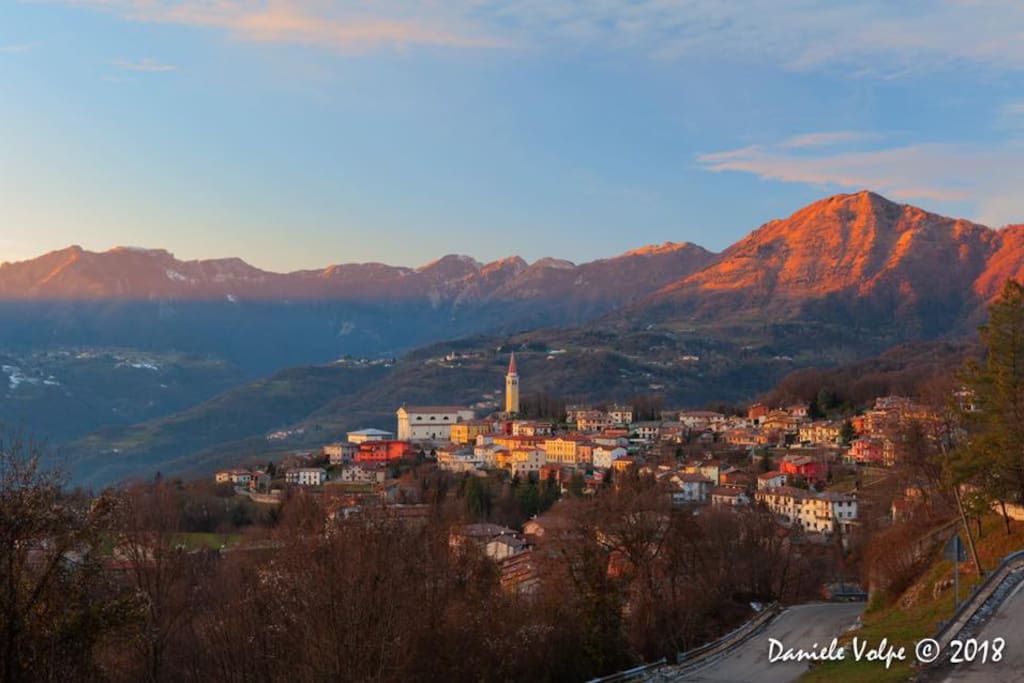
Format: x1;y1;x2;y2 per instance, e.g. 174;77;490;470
505;352;520;415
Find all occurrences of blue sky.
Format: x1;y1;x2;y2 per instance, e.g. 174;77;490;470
2;1;1023;271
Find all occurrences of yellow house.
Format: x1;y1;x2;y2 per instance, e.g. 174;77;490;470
543;437;593;465
494;449;513;470
450;420;493;444
612;457;636;473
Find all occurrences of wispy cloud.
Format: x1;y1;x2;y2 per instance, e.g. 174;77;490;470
1003;102;1024;118
112;57;176;72
697;135;1024;225
779;131;881;149
60;1;509;52
490;0;1024;73
0;44;32;53
44;1;1024;69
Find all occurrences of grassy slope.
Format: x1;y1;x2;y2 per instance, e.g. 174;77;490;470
800;514;1024;683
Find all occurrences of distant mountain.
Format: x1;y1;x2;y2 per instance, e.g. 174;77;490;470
0;242;715;376
0;242;715;304
622;191;1021;338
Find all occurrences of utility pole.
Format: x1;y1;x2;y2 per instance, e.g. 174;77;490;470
952;484;984;578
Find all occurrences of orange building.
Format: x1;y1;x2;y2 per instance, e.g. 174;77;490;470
354;440;413;463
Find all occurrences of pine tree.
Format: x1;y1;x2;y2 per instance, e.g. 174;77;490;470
943;279;1024;570
839;420;857;446
958;280;1024;518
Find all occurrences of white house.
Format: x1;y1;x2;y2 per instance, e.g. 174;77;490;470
592;446;628;470
592;435;629;448
437;446;483;473
757;470;787;491
576;410;613;432
286;467;327;487
486;535;528;561
669;473;713;505
509;449;546;478
323;442;357;465
711;486;751;507
825;492;859;532
396;406;475;441
697;461;725;486
755;487;858;535
334;465;385;485
632;421;661;441
608;404;634;425
677;411;727;430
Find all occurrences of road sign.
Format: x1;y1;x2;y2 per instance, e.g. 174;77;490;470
944;533;968;609
944;534;968;562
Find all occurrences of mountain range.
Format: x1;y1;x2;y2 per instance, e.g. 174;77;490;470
5;191;1023;335
0;241;715;304
0;240;715;375
5;190;1024;484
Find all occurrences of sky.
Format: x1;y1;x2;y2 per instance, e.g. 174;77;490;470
2;1;1023;271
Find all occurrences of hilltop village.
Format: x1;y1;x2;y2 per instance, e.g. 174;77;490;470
213;351;958;592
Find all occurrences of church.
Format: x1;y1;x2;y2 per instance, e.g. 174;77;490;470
395;352;521;441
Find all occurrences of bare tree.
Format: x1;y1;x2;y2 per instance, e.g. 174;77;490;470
0;430;124;683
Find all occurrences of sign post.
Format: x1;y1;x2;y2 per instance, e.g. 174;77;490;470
944;533;968;609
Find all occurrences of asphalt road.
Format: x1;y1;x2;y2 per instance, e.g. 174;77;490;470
940;578;1024;683
670;603;864;683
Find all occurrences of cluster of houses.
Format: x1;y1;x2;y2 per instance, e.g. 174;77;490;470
216;355;964;550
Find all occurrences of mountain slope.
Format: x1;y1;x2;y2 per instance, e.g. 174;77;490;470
624;191;1012;338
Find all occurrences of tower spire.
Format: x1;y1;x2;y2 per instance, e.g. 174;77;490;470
508;351;517;375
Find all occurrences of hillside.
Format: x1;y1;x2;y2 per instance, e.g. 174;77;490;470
64;362;391;485
0;349;242;443
65;328;799;485
63;328;977;487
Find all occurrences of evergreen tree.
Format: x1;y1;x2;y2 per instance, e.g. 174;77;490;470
516;480;540;518
839;419;857;446
808;396;824;420
539;471;561;511
956;280;1024;528
568;472;586;497
602;466;614;490
463;475;492;521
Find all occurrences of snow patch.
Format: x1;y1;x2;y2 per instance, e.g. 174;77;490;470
2;365;43;390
